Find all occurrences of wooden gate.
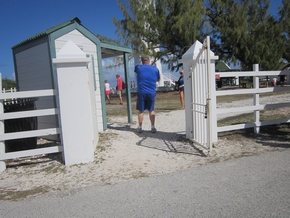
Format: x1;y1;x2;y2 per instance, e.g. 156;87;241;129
181;36;218;152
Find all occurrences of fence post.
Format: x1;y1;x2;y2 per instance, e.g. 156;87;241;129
53;40;98;165
205;36;219;150
180;38;218;151
253;64;260;134
180;44;198;140
0;74;6;172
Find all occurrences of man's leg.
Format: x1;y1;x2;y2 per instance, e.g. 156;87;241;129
119;95;123;104
138;111;144;127
149;111;156;133
118;91;123;104
137;111;144;133
149;111;155;126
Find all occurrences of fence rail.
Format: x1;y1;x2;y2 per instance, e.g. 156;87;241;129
0;89;57;99
182;37;290;152
213;66;290;138
0;87;62;162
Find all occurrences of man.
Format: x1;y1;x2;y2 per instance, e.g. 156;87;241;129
116;74;123;105
134;55;160;133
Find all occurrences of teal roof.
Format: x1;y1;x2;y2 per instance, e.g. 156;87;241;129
215;61;231;71
12;17;132;58
12;17;82;48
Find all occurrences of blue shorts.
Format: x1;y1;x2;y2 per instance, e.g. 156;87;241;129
136;93;156;112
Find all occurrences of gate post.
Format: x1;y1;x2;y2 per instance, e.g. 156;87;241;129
0;74;6;172
53;40;98;165
206;37;219;144
180;37;218;150
253;64;260;134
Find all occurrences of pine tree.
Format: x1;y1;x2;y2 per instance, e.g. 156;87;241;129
113;0;285;71
112;0;205;71
279;0;290;63
207;0;284;70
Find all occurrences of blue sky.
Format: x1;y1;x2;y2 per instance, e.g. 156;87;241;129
0;0;130;85
0;0;283;85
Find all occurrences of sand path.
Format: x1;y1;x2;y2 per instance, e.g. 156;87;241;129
0;94;289;200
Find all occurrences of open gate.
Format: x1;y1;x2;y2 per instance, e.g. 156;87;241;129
180;36;218;152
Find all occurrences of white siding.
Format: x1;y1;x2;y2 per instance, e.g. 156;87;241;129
55;30;103;131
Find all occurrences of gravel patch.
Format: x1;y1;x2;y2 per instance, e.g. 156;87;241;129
0;93;289;200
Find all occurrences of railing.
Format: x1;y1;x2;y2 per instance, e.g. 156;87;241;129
0;86;62;162
2;87;17;93
182;37;290;151
214;66;290;139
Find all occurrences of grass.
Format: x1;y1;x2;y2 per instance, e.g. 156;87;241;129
98;132;118;143
217;105;290;142
0;186;50;201
42;164;66;174
105;89;290;143
132;171;149;179
105;89;290;116
3;87;290;201
105;91;182;117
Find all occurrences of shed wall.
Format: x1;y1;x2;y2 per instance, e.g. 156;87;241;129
15;42;53;90
14;42;59;140
54;29;103;131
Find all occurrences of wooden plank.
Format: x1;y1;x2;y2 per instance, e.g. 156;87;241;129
258;118;290;126
216;86;290;96
0;128;61;141
216;103;290;114
217;123;255;132
0;89;57;100
217;118;290;133
218;70;290;78
0;108;60;120
0;146;63;160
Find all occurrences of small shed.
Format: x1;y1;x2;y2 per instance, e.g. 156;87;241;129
12;17;132;139
215;61;240;86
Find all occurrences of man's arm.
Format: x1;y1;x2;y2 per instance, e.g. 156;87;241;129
157;69;160;82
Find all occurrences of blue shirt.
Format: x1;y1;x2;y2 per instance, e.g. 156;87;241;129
134;64;160;94
179;77;184;86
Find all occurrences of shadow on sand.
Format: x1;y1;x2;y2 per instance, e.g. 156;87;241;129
107;122;207;157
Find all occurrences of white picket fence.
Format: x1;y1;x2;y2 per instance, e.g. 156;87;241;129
0;46;99;172
0;86;62;162
214;66;290;140
2;87;17;93
182;37;290;152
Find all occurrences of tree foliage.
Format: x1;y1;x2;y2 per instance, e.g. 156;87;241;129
2;79;16;90
96;33;120;44
113;0;289;71
113;0;205;71
207;0;284;70
279;0;290;63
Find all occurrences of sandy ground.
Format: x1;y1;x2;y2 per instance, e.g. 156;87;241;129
0;95;290;200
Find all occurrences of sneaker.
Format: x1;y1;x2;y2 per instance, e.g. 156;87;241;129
151;127;157;133
137;127;142;133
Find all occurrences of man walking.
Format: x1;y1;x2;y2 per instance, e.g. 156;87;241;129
116;74;123;105
134;55;160;133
